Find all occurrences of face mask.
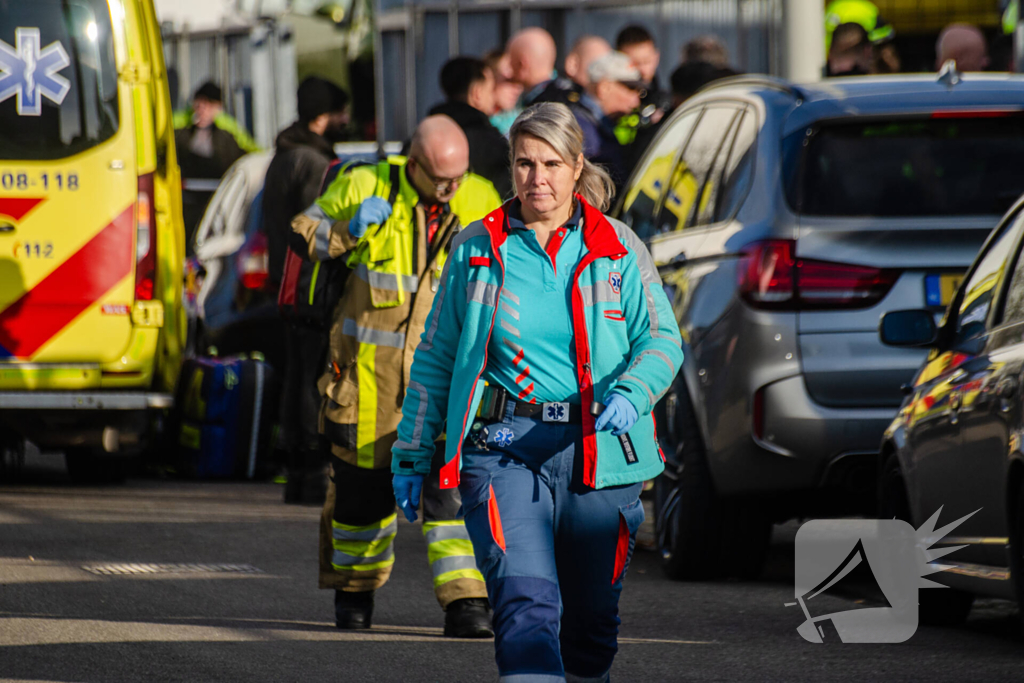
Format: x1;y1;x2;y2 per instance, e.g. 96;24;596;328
324;126;348;144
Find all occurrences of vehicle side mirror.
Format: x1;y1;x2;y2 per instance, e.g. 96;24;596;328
879;309;938;347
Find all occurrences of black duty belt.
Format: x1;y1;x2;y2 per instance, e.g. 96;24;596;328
477;384;582;423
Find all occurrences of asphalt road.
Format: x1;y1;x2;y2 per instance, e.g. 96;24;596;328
2;452;1024;682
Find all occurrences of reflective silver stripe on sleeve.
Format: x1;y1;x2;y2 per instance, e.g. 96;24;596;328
629;349;676;373
501;289;520;305
420;221;489;352
403;380;430;450
430;555;480;576
500;300;519;320
467;280;499;306
354;264;419;293
333;519;398;543
342;318;406;349
332;544;395;567
306;204;332;261
500;318;521;337
618;373;656;405
424;524;471;545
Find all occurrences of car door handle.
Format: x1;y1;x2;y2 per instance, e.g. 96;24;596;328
0;222;14;233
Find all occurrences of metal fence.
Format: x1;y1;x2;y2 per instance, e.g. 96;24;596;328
375;0;783;142
161;20;298;149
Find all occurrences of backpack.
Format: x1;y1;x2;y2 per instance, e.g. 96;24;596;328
278;160;400;327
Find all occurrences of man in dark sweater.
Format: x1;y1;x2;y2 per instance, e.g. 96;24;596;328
429;57;512;199
262;77;349;504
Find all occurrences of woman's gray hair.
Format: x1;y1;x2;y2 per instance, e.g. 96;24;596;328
508;102;615;212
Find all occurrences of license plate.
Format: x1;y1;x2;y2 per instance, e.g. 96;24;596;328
924;273;964;307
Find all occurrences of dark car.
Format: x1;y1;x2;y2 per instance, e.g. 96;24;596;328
615;71;1024;581
878;193;1024;623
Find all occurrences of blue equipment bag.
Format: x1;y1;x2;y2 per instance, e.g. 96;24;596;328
176;355;278;478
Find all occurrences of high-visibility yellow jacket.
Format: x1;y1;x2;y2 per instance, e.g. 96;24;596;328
825;0;895;51
292;156;501;469
173;108;260;153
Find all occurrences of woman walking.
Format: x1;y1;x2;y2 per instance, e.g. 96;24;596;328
391;102;683;682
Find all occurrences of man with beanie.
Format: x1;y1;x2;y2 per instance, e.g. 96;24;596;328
263;77;350;504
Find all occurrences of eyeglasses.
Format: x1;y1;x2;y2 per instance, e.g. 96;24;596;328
412;157;468;193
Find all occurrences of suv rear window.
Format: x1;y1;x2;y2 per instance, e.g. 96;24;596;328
787;115;1024;217
0;0;119;160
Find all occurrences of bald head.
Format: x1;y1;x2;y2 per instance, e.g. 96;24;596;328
565;36;612;88
507;28;557;90
936;23;989;72
408;115;469;203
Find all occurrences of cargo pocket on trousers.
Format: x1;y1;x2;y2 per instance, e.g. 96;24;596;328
459;474;505;577
613;498;645;584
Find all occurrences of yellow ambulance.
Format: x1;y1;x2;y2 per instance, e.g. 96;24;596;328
0;0;184;481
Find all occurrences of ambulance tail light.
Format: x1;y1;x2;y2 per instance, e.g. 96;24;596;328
738;239;898;310
237;231;270;291
135;173;157;301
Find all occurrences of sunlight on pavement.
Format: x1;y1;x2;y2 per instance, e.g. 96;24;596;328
0;615;716;647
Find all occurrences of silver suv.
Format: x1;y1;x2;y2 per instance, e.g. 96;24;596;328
615;72;1024;580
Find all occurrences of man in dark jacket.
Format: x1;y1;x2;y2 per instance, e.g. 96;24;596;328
428;57;512;199
263;78;350;289
262;77;349;504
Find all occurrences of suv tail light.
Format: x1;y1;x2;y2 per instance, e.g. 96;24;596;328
237;231;269;291
135;173;157;301
738;240;898;310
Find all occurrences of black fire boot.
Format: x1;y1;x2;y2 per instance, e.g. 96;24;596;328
444;598;494;638
335;589;374;629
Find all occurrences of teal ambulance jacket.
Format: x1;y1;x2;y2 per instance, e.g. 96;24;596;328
392;196;684;490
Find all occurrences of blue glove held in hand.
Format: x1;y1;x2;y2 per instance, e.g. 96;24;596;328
393;473;424;523
594;393;639;437
350;196;393;239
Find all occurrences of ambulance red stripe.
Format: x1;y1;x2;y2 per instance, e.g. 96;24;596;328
0;205;134;358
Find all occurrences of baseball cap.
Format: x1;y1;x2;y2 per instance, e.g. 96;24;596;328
587;51;645;89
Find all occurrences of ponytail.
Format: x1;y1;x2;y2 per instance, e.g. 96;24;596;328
575;158;615;213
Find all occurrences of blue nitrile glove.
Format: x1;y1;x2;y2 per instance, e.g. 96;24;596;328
349;196;393;239
594;393;639;437
393;473;424;523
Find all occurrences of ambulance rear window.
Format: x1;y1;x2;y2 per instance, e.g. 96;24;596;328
0;0;119;160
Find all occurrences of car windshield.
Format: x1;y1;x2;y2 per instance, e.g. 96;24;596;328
0;0;119;160
789;115;1024;217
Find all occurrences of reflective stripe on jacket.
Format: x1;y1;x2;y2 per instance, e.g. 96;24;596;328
292;156;501;469
392;196;684;490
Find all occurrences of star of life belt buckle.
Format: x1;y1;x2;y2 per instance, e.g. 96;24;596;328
541;402;570;423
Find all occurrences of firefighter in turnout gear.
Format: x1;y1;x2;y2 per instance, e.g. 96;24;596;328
291;115;502;635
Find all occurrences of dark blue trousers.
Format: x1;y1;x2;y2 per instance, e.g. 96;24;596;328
459;413;645;683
